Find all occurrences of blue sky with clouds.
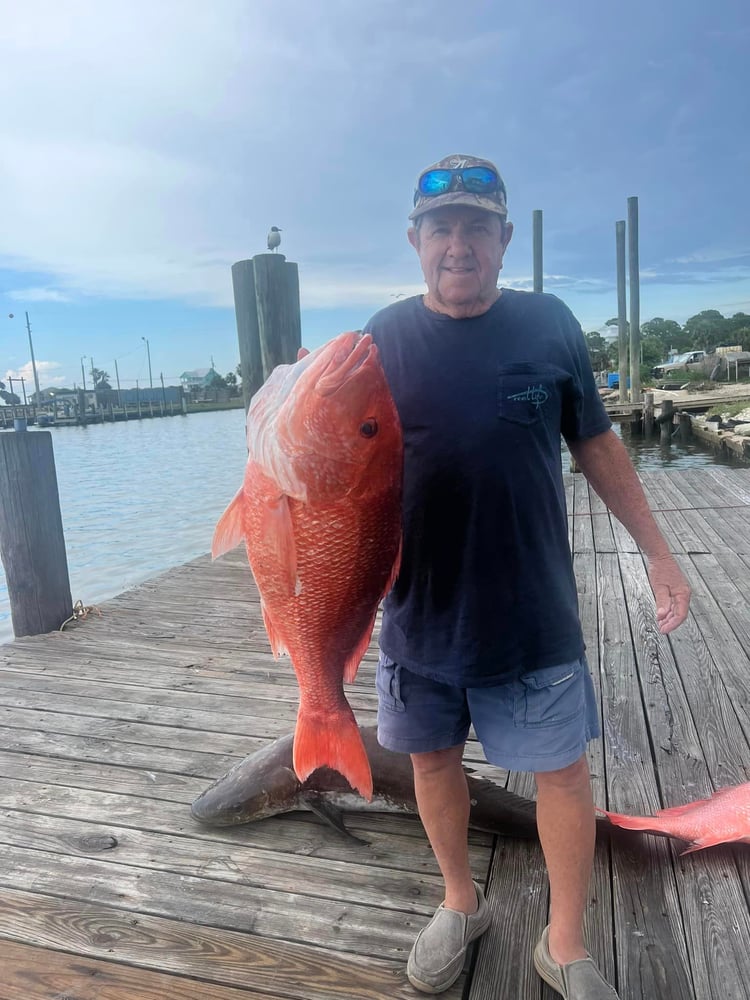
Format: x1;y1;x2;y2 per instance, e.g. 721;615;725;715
1;0;748;393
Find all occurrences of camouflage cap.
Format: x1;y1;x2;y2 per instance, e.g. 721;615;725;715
409;153;508;221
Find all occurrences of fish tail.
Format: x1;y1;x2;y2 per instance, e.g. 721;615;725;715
293;708;373;802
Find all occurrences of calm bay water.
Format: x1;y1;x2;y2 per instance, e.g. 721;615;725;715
0;408;744;644
0;409;247;644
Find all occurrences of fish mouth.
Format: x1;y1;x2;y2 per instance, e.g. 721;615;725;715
316;333;374;397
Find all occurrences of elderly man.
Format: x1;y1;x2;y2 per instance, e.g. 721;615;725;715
363;154;691;999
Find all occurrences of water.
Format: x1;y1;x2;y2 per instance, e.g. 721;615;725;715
0;409;247;644
0;409;745;644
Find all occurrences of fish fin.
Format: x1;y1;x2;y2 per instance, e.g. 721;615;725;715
212;490;246;558
602;810;663;832
653;801;707;818
261;600;288;659
343;614;377;684
341;534;403;685
384;532;403;597
303;793;369;845
679;835;732;855
260;492;299;596
293;709;373;801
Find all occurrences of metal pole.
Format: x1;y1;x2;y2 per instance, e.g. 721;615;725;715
532;210;543;293
616;221;628;403
142;337;153;389
628;196;642;403
25;312;41;403
114;358;122;408
160;372;167;410
80;356;87;392
19;377;27;406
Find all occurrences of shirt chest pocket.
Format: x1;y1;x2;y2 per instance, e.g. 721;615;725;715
497;363;563;427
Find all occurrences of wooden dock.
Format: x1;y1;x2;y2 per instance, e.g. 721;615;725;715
1;467;749;999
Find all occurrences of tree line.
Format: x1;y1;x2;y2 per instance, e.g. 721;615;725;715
584;309;750;373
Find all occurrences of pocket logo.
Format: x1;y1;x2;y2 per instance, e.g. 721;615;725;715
506;384;550;409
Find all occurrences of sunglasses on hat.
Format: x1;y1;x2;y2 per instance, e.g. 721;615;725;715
414;166;505;203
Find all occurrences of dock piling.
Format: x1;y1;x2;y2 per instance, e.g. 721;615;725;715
231;253;302;411
0;429;72;636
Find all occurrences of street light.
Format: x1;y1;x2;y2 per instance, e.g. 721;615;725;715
142;337;153;389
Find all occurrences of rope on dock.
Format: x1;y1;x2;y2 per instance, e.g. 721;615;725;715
59;600;102;631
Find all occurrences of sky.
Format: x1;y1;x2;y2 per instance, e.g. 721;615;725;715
1;0;749;393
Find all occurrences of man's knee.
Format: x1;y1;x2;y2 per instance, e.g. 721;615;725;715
411;744;465;777
534;753;590;792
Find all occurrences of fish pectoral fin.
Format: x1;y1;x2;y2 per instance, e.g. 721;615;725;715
304;793;369;845
261;492;299;596
212;490;246;558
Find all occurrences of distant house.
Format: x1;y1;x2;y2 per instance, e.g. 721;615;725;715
180;367;221;391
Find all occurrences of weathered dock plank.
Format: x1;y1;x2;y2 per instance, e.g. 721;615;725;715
1;467;749;999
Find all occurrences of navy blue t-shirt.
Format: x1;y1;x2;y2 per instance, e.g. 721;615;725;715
364;289;612;686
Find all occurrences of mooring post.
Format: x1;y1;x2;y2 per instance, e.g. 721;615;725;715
533;210;543;292
0;429;73;636
615;220;629;403
678;411;692;444
231;259;264;410
660;399;674;445
627;197;642;403
253;253;302;379
643;391;655;437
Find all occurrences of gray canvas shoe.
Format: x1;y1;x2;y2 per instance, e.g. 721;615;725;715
407;882;491;994
534;926;621;999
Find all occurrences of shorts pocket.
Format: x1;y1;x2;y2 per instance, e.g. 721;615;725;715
515;659;584;728
376;652;405;713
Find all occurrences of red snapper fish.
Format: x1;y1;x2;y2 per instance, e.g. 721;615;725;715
212;332;402;801
603;782;750;854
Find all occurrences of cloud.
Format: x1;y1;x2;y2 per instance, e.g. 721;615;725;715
3;360;66;388
8;287;71;303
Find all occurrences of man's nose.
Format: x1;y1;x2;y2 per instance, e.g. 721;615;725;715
446;230;472;255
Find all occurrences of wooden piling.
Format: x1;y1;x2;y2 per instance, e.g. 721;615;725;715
627;196;642;403
659;399;674;445
231;259;264;410
253;254;302;379
643;391;654;437
616;221;628;403
231;253;302;410
0;430;72;636
533;210;543;292
678;411;692;444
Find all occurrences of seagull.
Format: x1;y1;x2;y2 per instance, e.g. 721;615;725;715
267;226;282;252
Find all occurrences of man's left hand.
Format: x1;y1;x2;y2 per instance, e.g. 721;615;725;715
647;554;691;634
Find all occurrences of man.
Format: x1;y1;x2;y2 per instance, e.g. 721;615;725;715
363;154;691;999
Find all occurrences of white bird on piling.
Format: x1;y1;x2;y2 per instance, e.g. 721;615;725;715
267;226;282;252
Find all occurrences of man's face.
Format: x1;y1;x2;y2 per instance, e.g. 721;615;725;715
408;205;513;319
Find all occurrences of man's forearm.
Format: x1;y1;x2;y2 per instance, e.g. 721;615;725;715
567;429;671;560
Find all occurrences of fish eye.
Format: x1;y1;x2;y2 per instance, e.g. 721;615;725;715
359;418;378;438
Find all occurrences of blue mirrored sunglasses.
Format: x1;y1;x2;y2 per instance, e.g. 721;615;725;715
416;166;504;203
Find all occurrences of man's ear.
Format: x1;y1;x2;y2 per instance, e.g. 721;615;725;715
407;226;419;251
501;221;514;251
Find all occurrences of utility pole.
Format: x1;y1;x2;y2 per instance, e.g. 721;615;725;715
25;312;41;403
114;359;123;408
142;337;153;389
